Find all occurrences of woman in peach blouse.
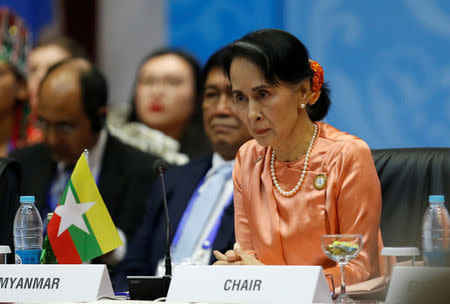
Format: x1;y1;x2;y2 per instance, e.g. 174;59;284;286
214;29;383;289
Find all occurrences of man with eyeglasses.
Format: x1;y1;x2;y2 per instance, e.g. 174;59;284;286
111;46;252;291
11;58;158;266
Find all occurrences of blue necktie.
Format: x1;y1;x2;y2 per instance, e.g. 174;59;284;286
172;163;233;263
49;167;72;211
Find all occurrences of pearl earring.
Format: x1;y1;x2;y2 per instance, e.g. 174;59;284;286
300;104;306;109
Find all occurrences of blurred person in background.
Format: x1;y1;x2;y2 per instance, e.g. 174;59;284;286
0;7;30;156
11;58;158;267
112;46;252;291
26;35;87;144
108;48;210;165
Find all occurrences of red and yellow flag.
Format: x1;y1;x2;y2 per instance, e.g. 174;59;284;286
47;154;123;263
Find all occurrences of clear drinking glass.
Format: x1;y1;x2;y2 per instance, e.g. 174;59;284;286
321;234;363;303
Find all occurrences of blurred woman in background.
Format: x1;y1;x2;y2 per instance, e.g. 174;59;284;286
109;48;210;164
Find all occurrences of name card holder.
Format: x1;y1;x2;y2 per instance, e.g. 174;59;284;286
0;264;114;302
167;265;331;304
385;266;450;304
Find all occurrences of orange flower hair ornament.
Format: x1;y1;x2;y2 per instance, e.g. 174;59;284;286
309;59;324;93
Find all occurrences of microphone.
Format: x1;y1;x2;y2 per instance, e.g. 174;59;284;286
152;159;172;277
153;159;168;175
127;161;172;300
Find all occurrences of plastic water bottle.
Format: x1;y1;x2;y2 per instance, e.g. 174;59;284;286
13;196;43;264
422;195;450;267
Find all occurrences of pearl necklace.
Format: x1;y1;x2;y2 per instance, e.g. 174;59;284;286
270;123;318;197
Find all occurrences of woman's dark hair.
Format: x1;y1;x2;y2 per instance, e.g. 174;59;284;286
127;48;202;123
223;29;331;121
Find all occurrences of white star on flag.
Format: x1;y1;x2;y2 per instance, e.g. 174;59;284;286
54;186;96;237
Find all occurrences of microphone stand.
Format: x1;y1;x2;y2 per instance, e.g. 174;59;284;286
128;159;172;301
159;169;172;277
154;161;171;298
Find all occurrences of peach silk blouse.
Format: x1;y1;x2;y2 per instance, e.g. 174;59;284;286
233;122;382;287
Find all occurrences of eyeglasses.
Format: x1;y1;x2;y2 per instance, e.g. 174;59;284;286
34;119;77;135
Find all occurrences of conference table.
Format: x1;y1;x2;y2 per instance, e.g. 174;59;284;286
37;301;383;304
3;262;450;303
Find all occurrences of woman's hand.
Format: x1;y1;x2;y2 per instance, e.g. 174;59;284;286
213;243;264;265
213;248;242;265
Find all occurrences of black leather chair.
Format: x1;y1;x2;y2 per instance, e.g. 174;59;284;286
0;158;22;263
372;148;450;258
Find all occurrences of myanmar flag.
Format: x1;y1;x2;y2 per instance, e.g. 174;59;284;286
47;154;123;263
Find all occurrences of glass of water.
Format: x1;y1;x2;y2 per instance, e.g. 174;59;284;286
321;234;363;303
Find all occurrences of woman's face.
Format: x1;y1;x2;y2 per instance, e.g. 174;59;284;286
229;57;306;148
134;54;196;138
0;61;23;116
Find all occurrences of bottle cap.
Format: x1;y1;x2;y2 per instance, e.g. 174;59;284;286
19;196;35;203
429;195;445;204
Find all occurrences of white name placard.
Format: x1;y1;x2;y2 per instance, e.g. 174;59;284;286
0;264;114;302
167;265;331;304
386;266;450;304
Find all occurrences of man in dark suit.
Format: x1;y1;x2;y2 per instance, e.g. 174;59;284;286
11;58;158;265
113;47;252;289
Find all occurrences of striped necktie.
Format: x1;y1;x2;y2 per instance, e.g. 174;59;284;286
49;166;73;211
172;163;233;263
